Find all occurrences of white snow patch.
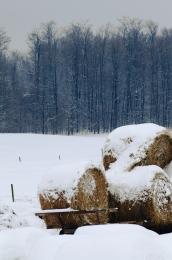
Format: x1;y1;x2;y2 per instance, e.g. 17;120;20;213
81;173;96;196
0;200;44;231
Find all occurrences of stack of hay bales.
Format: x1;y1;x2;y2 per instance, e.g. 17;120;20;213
38;163;108;228
38;123;172;233
102;123;172;232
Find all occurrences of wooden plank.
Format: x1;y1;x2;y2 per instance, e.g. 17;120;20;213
35;208;118;217
36;208;79;214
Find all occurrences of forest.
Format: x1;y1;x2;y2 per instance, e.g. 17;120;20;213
0;18;172;134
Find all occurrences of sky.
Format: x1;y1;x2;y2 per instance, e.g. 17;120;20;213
1;0;172;51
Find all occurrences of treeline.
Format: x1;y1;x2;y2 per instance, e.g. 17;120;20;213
0;18;172;134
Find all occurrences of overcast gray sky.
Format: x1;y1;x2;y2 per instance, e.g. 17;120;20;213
1;0;172;51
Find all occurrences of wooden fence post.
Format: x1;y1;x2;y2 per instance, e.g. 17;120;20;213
11;184;15;202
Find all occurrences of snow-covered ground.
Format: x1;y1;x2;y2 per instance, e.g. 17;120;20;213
0;134;105;200
1;133;172;260
1;224;172;260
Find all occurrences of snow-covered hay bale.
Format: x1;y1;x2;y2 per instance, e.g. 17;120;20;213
38;163;108;228
102;123;172;171
132;133;172;170
71;166;108;224
38;163;87;228
107;166;172;232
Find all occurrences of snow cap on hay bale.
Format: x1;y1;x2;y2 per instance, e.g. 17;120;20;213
107;165;172;232
71;166;108;224
38;162;88;228
102;123;172;171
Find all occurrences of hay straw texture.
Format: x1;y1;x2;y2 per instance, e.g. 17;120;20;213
145;172;172;232
38;163;108;228
102;123;172;171
131;134;172;170
39;191;71;228
103;152;116;171
107;166;172;232
71;167;108;224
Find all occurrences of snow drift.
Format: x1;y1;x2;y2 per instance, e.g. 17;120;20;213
0;225;171;260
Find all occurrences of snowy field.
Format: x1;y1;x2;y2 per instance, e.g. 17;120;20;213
0;134;105;200
1;133;172;260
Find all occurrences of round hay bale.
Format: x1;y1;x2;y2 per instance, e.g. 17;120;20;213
38;163;89;229
38;163;109;228
107;166;172;232
71;166;109;225
102;123;172;171
130;133;172;170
